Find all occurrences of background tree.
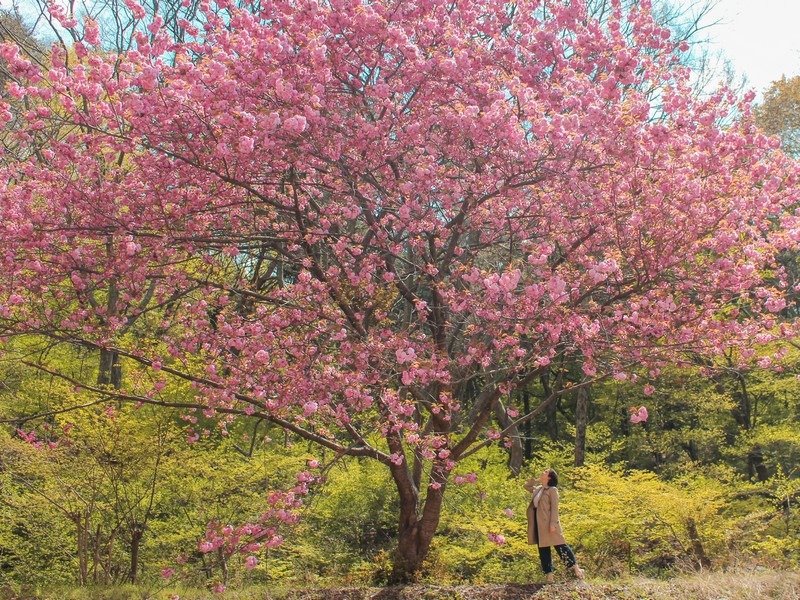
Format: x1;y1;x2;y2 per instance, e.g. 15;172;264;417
756;76;800;159
2;0;800;583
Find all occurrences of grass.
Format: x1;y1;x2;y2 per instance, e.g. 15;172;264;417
5;570;800;600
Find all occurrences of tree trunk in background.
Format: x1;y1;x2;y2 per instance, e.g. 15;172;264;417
540;374;559;441
748;445;769;482
98;348;122;389
574;386;588;467
97;278;122;389
493;403;523;476
130;523;143;584
74;512;88;585
686;518;712;569
522;389;532;460
731;373;752;430
92;524;101;583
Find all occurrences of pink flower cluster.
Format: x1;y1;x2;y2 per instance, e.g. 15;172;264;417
630;406;649;424
0;0;798;575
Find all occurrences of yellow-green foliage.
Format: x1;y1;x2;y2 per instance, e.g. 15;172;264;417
420;448;540;584
3;329;800;589
565;464;736;575
274;457;398;586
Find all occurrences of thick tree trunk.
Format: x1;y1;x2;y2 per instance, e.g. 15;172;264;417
391;483;444;583
574;386;588;467
388;433;448;586
389;383;508;582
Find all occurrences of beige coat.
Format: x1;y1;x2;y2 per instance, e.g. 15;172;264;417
526;485;567;548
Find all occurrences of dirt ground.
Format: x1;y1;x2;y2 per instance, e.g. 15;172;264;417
276;572;800;600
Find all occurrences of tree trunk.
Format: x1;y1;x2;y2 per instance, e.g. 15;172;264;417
74;513;88;585
98;348;122;389
748;445;769;482
493;402;522;476
574;386;588;467
97;277;122;389
217;546;229;584
731;373;752;430
391;487;444;583
389;458;446;583
130;523;143;584
522;389;532;460
686;518;712;569
540;374;558;441
92;523;101;583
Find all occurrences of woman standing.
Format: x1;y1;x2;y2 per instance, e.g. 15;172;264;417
525;468;585;583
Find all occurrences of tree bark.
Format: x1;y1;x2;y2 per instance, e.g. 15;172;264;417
748;445;769;482
98;348;122;389
540;374;559;441
574;385;588;467
731;373;752;430
74;512;88;586
390;476;444;583
493;402;523;476
387;415;448;585
522;389;532;460
217;546;229;584
686;518;712;569
129;523;143;584
92;523;101;583
97;277;122;389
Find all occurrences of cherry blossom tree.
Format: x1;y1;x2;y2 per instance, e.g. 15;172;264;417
1;0;799;581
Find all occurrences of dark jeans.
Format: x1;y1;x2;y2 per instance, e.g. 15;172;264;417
533;507;577;574
538;544;577;573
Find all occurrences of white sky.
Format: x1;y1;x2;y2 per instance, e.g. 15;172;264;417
706;0;800;95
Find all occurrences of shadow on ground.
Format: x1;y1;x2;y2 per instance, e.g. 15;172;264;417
284;584;547;600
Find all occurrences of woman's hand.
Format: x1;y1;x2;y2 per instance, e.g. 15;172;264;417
523;478;536;492
549;526;556;533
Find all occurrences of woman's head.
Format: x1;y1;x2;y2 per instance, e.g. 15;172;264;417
540;468;559;487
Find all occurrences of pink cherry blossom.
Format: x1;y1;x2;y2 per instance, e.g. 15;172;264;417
1;0;797;580
487;533;506;545
238;136;255;154
630;406;649;424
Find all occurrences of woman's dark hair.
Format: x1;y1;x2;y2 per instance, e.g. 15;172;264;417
547;469;559;487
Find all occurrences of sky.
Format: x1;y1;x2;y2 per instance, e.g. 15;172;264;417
11;0;800;97
706;0;800;95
